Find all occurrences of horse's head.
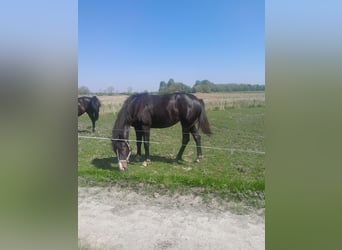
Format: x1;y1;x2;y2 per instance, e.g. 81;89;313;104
112;139;131;171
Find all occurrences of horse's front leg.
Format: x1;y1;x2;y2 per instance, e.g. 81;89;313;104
142;126;151;166
135;128;143;162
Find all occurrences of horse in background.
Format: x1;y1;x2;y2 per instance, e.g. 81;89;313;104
78;96;101;132
112;93;211;171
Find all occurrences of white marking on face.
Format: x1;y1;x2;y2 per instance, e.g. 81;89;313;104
118;161;125;171
118;160;128;171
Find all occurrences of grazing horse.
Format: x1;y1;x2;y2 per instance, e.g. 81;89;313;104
111;93;211;171
78;96;101;132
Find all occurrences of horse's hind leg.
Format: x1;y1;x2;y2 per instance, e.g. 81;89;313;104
175;128;190;162
190;126;202;162
87;112;96;132
91;119;96;132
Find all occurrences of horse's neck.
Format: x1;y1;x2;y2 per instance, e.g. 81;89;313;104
114;121;130;139
122;124;130;139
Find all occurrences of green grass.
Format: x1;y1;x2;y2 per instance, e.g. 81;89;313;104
78;105;265;207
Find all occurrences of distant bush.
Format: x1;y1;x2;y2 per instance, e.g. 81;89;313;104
193;80;265;93
78;86;91;95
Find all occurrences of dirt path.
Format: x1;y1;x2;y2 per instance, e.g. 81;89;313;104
78;187;264;250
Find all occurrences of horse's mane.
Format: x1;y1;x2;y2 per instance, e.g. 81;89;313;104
112;94;142;139
121;93;149;120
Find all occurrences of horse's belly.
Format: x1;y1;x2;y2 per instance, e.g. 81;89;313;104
150;118;178;128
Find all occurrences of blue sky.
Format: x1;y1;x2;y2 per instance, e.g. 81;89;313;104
79;0;264;92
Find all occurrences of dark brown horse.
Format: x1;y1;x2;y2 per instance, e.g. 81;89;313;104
78;96;101;132
112;93;211;170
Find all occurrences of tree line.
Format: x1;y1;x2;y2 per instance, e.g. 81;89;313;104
78;79;265;95
159;79;265;94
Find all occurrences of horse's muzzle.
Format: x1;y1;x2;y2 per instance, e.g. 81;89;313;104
118;160;128;171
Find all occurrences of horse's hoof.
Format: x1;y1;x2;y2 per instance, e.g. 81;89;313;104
195;155;202;163
141;161;148;167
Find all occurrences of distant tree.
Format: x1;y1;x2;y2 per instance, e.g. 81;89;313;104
106;86;115;95
159;81;167;93
78;86;90;95
193;80;215;93
158;78;192;94
167;78;175;86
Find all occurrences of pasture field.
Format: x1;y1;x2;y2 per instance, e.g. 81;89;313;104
78;92;265;207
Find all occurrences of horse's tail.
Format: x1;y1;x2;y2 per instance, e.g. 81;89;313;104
198;99;212;136
90;96;101;120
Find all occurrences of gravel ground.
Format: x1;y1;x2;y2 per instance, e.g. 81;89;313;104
78;187;264;250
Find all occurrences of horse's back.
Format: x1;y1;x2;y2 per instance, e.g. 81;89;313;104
126;93;203;128
78;96;100;113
